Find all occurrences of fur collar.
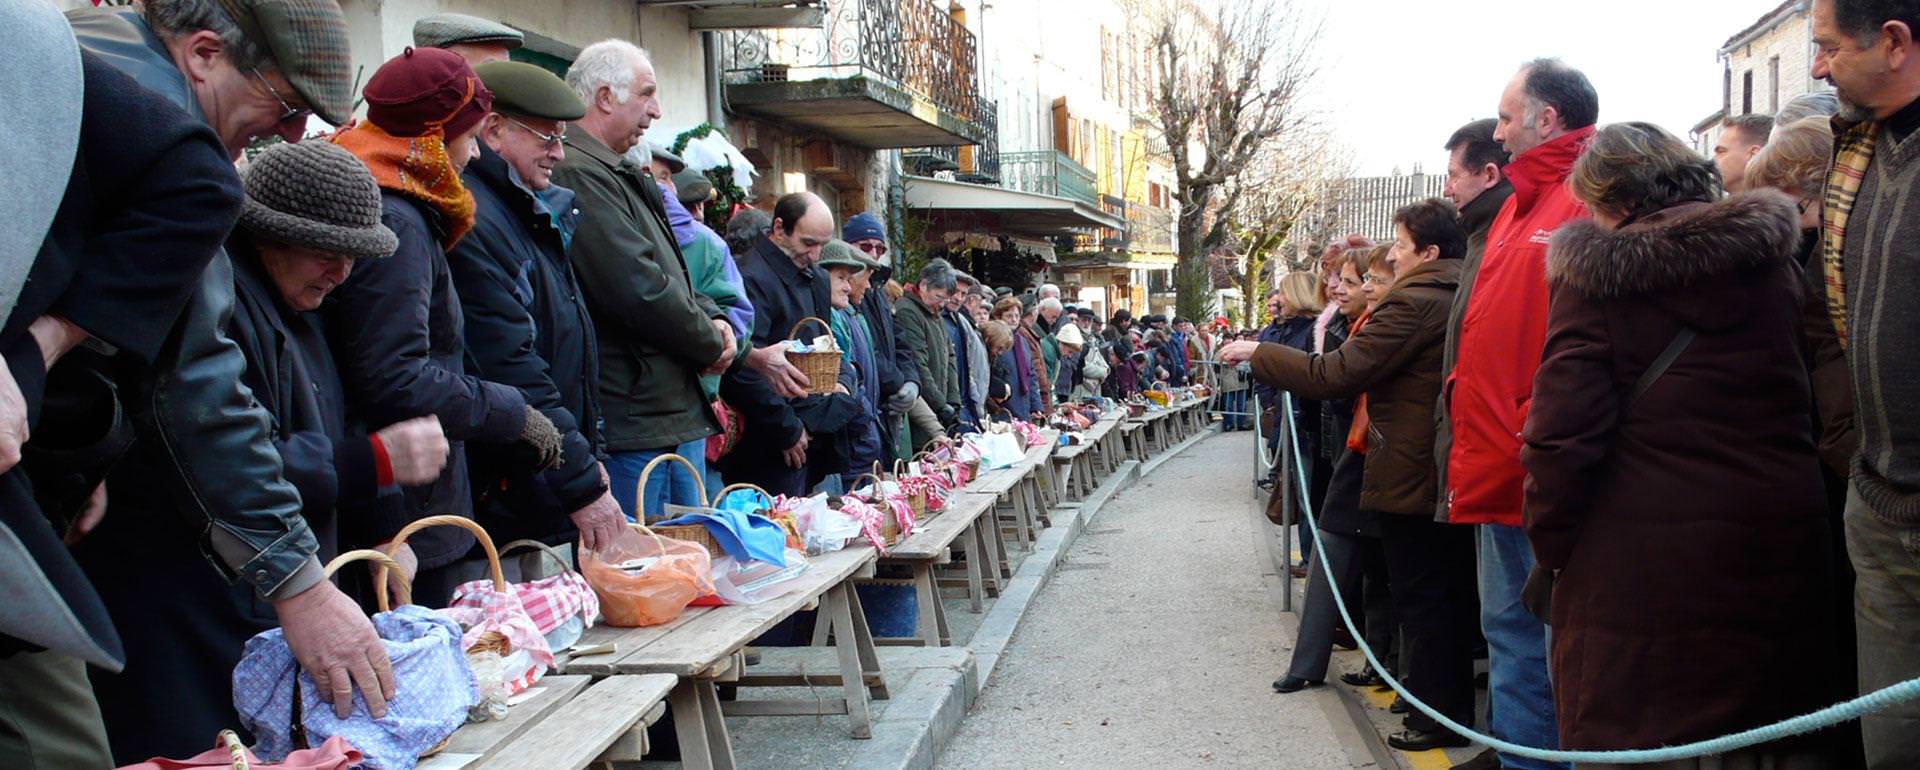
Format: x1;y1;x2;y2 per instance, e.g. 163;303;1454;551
1546;191;1800;298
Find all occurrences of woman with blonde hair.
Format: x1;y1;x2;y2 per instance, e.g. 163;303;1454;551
1522;122;1830;761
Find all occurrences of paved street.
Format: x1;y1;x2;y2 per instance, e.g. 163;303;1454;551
937;431;1361;769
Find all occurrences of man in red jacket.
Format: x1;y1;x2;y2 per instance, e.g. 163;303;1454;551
1443;58;1596;769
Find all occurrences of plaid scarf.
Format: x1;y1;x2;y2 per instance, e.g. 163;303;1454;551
1821;116;1878;348
330;120;477;250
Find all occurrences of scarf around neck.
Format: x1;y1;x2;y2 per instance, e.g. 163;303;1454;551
331;120;476;250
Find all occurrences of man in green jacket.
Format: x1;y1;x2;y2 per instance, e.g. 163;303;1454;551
895;259;962;448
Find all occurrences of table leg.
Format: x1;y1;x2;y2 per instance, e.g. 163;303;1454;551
842;582;890;699
974;513;1004;596
1024;476;1051;528
670;677;735;770
824;584;874;738
911;564;945;646
962;522;985;612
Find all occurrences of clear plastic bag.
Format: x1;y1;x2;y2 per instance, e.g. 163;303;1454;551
579;524;715;627
710;549;811;605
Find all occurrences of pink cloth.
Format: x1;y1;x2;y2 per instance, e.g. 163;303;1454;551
119;735;361;770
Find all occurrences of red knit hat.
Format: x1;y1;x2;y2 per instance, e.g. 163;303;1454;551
361;46;492;139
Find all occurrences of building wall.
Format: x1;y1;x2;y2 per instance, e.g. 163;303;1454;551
335;0;711;132
1724;12;1814;118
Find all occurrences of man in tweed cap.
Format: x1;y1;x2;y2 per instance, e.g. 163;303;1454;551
65;0;395;761
414;12;523;66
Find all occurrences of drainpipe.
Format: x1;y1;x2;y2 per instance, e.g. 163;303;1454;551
702;30;725;130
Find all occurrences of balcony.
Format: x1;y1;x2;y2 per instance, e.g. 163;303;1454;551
999;150;1097;207
718;0;990;148
904;98;998;183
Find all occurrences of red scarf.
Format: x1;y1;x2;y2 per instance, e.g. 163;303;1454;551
330;120;476;250
1344;312;1373;454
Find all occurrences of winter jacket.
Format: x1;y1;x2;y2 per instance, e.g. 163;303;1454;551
1444;126;1592;526
326;193;529;568
551;132;723;452
3;48;241;666
1250;260;1460;516
662;184;752;401
896;290;961;424
1021;322;1054;409
958;312;990;419
67;7;324;601
1521;193;1829;750
719;236;859;487
450;144;609;546
1433;178;1514;519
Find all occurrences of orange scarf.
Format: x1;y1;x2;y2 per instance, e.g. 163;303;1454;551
1344;312;1373;454
330;120;475;250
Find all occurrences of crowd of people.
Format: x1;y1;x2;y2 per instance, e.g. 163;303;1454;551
0;1;1244;765
1212;1;1920;767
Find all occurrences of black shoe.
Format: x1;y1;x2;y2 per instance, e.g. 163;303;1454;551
1389;696;1410;714
1474;670;1488;689
1340;667;1382;687
1388;727;1471;751
1272;675;1323;693
1330;626;1358;651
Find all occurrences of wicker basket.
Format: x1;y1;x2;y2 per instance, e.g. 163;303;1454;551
848;472;900;545
318;548;454;759
891;459;929;522
784;316;842;396
635;453;721;556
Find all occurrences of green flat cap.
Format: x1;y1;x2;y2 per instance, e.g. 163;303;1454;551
474;61;584;121
214;0;355;125
671;168;714;206
649;140;686;174
817;239;870;272
413;13;524;49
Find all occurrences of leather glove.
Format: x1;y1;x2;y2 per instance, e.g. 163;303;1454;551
519;406;564;471
886;381;919;413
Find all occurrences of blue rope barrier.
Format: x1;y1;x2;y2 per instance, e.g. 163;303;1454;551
1276;391;1920;763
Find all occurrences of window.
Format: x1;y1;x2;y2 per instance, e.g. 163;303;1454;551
1743;70;1753;114
1769;56;1781;112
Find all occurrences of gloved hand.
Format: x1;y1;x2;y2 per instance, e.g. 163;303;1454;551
885;381;919;413
519;406;564;471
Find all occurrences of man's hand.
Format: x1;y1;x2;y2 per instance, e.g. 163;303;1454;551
27;315;86;371
63;482;107;546
745;342;810;399
570;489;624;553
273;580;396;719
0;358;25;474
706;319;738;374
783;430;810;468
884;381;919;413
374;416;449;486
1216;340;1260;366
371;540;417;610
833;382;850;395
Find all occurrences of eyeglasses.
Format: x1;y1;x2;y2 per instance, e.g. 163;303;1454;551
1362;274;1390;286
855;240;889;257
250;67;311;126
506;116;567;149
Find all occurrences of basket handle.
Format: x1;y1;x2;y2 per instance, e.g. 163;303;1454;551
849;473;886;500
378;515;504;612
634;453;709;519
323;548;413;610
787;316;831;342
712;482;771;509
500;539;577;578
627;521;670;557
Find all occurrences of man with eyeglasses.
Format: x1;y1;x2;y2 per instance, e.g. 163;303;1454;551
843;212;919;460
445;61;624;574
62;0;396;762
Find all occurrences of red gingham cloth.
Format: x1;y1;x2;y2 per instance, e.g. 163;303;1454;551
451;569;599;637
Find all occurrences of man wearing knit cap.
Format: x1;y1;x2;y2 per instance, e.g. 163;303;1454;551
66;1;397;761
448;60;626;563
414;12;523;66
554;39;737;520
842;211;916;460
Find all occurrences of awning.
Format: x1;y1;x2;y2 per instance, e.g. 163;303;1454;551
945;232;1058;263
904;175;1126;236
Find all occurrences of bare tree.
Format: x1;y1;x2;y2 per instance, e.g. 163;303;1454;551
1137;0;1321;321
1226;129;1348;326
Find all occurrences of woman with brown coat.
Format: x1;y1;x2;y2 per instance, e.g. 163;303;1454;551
1521;122;1831;764
1219;198;1477;751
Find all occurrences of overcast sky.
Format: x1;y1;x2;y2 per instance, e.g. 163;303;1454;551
1293;0;1788;176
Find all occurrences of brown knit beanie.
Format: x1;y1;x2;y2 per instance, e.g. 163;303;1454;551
240;141;398;260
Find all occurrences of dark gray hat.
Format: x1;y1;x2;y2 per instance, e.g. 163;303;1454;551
649;140;687;173
672;168;714;206
413;13;524;49
474;61;585;121
240;141;397;260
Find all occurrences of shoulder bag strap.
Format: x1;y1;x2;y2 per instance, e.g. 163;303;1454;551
1627;327;1696;409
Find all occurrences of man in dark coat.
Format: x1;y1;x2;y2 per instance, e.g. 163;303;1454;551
1220;199;1476;751
552;40;733;520
719;192;860;495
844;212;919;460
63;2;398;761
450;61;624;558
895;260;962;447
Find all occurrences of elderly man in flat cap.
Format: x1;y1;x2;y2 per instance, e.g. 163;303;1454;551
64;0;398;762
414;11;523;66
447;61;625;574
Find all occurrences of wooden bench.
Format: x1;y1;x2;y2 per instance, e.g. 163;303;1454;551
873;491;998;644
444;673;676;769
555;546;883;770
1049;441;1095;501
1119;420;1148;462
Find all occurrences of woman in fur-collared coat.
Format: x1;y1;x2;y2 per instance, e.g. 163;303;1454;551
1520;122;1832;759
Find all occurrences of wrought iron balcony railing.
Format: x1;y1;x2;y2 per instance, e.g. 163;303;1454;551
999;150;1097;207
904;98;999;182
719;0;983;126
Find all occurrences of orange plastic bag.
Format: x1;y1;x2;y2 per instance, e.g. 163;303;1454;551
579;524;715;627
